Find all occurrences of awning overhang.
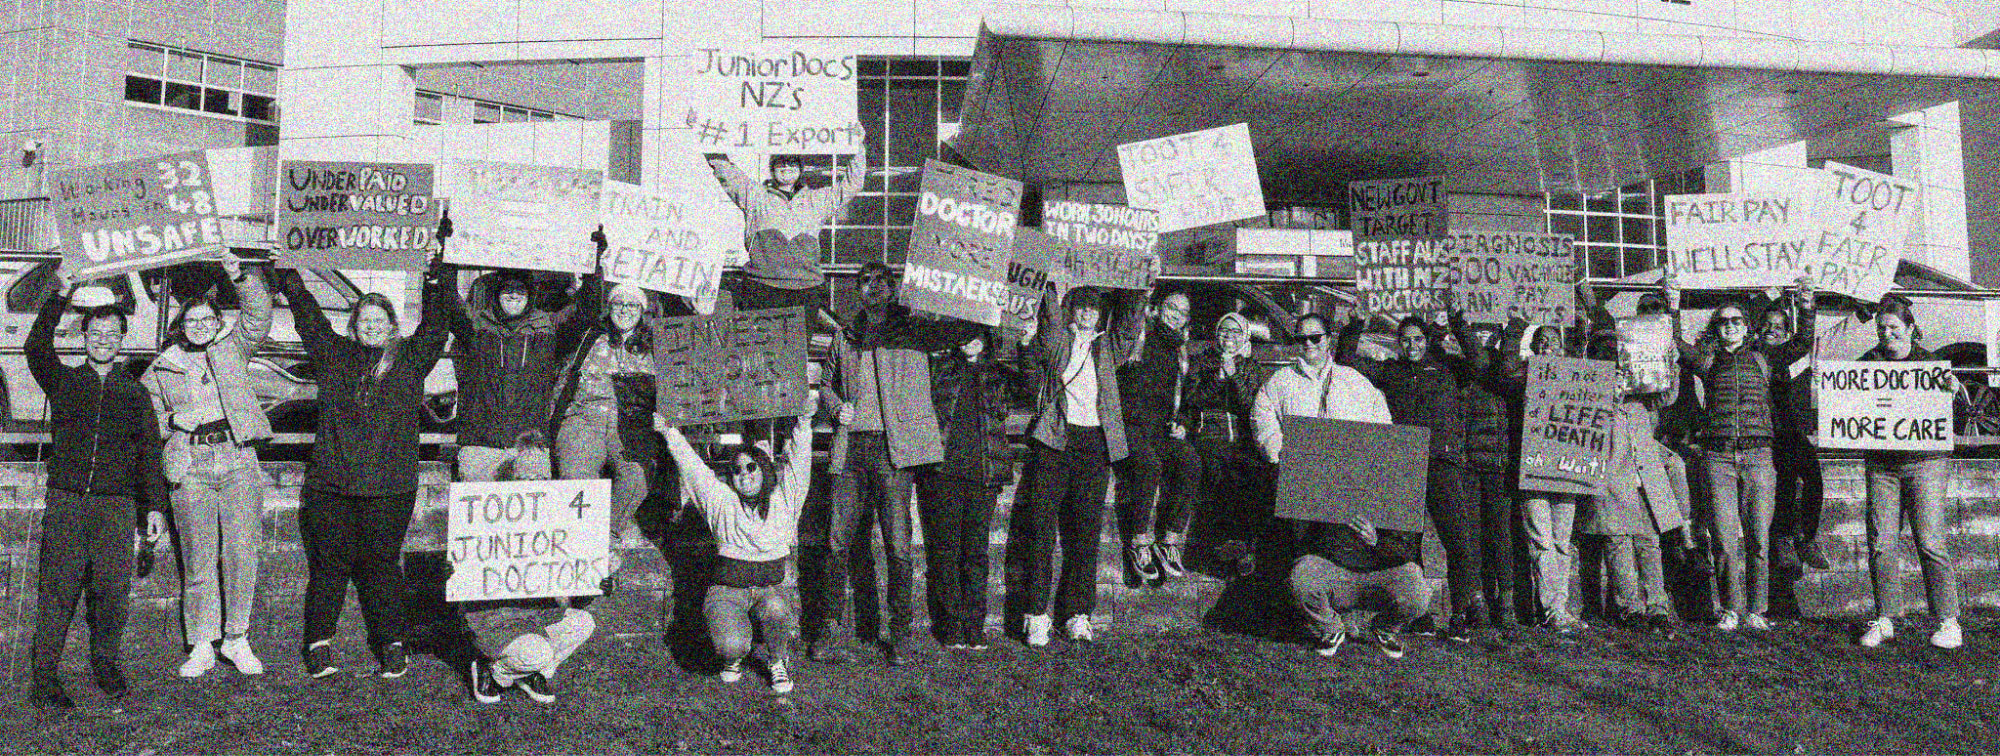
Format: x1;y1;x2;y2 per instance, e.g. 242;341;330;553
955;5;2000;199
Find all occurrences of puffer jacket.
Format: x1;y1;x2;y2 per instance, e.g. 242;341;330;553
141;269;275;482
548;323;665;466
1118;318;1187;439
1680;304;1813;444
1455;315;1511;472
1337;316;1473;460
930;351;1026;487
710;156;866;290
444;267;598;449
1181;343;1272;447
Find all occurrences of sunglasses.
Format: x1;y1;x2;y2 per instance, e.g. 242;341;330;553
1292;333;1328;345
1717;316;1746;326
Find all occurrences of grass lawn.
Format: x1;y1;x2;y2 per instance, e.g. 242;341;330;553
6;601;1998;755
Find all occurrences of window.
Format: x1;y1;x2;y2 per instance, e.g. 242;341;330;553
823;56;971;267
414;89;571;126
414;91;443;125
125;42;278;123
1545;169;1703;280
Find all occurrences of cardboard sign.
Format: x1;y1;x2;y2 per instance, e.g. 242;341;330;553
686;45;862;155
1001;228;1070;335
51;150;225;279
1446;232;1577;326
1519;356;1622;495
1811;162;1917;303
1354;236;1451;320
1663;192;1812;289
276;161;438;271
1349;176;1447;239
437;160;604;274
1057;242;1155;291
445;479;613;602
1615;314;1677;396
1116;123;1265;233
655;306;810;426
1042;201;1160;256
1815;360;1954;451
900;160;1023;325
598;179;735;302
1274;417;1433;533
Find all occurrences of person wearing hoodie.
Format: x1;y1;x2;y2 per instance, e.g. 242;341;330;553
1457;316;1522;629
1854;297;1967;650
26;270;168;709
141;256;274;679
708;146;867;319
1337;301;1484;639
443;260;600;483
919;328;1027;650
1115;290;1202;584
269;260;451;680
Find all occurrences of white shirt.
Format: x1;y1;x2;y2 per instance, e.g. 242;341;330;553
1061;328;1102;427
1250;358;1392;462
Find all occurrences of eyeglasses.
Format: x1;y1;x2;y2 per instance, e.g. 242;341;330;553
185;316;221;326
609;302;646;313
83;331;122;343
1292;333;1328;345
735;461;759;476
1717;316;1746;326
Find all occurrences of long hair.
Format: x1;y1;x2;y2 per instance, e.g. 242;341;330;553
349;292;403;376
1874;296;1924;345
725;444;779;515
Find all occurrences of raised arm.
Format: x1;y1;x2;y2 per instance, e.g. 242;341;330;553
400;263;455;374
228;260;273;357
1334;316;1385;384
828;148;867;211
661;425;728;513
1108;289;1148;365
1770;280;1818;366
776;408;815;515
437;264;476;347
270;267;341;361
708;157;756;206
27;282;70;393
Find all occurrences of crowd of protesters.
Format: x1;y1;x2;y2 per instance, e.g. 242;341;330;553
23;152;1974;710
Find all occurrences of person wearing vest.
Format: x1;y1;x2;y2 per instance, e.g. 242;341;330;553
1115;290;1202;585
1855;297;1966;650
816;262;979;665
1669;275;1815;631
1019;285;1146;647
1184;312;1276;578
26;274;168;709
141;256;274;679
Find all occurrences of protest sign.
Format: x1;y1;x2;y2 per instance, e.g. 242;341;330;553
1354;236;1451;320
1274;417;1433;533
1446;232;1577;326
1811;162;1917;303
1057;241;1155;291
437;160;603;274
900;160;1022;325
276;161;437;271
598;179;735;302
1348;176;1447;239
655;306;810;426
1663;192;1812;289
1519;356;1621;496
686;45;862;155
1815;360;1955;452
1615;313;1677;396
1116;123;1265;233
1042;201;1160;256
1000;228;1070;335
51;150;225;279
445;479;613;602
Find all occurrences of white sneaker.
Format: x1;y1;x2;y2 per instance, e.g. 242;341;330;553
1744;613;1772;631
179;643;216;678
1860;616;1895;647
768;660;794;694
1025;614;1052;647
219;637;265;675
1714;611;1740;631
1931;618;1964;649
1065;615;1095;643
718;659;743;683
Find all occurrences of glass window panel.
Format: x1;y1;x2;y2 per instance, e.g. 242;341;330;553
940;60;971;78
202;87;239;116
846;195;886;227
241;64;277;94
887;79;937;167
205;58;241;89
167;49;202;82
833;228;883;265
1623;246;1658;275
886;229;910;265
531;111;554;121
474;102;502;124
503;106;531;123
1585;194;1615;213
1549;213;1584;238
858;77;887;167
887;169;921;193
858;59;888;77
1587;246;1621;278
1620;192;1651;214
127;43;163;76
163;81;202;110
885;194;917;227
242;94;275;122
889;59;937;77
1622;217;1653;246
1587;215;1618;244
939;80;965;124
1547;193;1580;211
124;75;162;104
414;92;443;123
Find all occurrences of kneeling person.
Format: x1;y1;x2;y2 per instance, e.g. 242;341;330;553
1288;514;1430;659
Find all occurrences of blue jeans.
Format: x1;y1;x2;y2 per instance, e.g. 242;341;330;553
1865;457;1961;619
1704;445;1776;615
819;431;915;641
706;584;797;665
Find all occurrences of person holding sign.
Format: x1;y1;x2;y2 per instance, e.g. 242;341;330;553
1018;285;1147;647
1582;332;1687;635
1336;300;1486;641
1287;514;1430;660
1758;292;1830;572
1854;298;1966;650
140;255;275;679
550;283;673;554
1667;275;1815;632
270;260;453;679
25;271;168;709
1251;314;1392;458
662;400;816;694
442;255;602;483
708;145;868;320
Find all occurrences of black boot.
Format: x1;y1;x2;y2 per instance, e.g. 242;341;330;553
90;655;128;699
30;673;73;710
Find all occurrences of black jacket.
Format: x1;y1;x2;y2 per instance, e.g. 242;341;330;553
442;267;599;449
930;351;1026;486
273;267;450;497
28;290;166;512
1338;317;1475;460
1180;344;1271;446
1117;319;1188;438
1293;520;1421;574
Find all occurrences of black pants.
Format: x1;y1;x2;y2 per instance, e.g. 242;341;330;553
819;432;915;641
32;489;135;676
1426;456;1481;620
1024;427;1109;618
1772;433;1825;544
1467;467;1523;619
300;488;416;654
1116;430;1201;545
1192;438;1279;558
916;470;997;645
